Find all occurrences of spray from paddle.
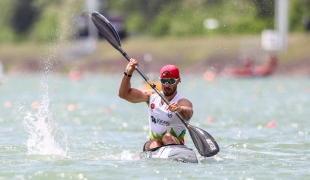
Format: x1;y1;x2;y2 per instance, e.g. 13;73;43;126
22;36;68;156
23;92;67;156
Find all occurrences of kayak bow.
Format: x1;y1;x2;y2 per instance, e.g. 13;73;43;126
139;144;198;163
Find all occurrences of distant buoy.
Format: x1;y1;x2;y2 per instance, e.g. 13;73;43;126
267;121;276;128
69;70;82;82
105;108;112;114
4;101;12;108
31;101;39;109
207;117;215;122
203;70;217;82
67;104;76;111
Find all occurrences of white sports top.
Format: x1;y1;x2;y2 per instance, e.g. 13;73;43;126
148;92;186;142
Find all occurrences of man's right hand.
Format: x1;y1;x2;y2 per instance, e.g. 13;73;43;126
125;58;139;75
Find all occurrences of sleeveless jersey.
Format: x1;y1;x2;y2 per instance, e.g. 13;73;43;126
148;92;186;144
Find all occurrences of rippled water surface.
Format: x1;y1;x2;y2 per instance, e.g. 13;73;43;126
0;74;309;179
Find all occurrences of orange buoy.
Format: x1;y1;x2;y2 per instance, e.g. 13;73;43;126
67;104;76;111
31;101;39;109
4;101;12;108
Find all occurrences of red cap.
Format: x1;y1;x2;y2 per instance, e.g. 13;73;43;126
159;65;180;79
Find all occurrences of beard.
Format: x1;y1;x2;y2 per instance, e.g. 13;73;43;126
163;85;177;96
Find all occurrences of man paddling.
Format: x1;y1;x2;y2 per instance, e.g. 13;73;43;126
118;58;193;151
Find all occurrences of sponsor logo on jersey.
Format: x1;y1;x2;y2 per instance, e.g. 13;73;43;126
151;116;170;126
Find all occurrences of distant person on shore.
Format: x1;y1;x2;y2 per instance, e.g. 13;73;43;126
118;58;193;151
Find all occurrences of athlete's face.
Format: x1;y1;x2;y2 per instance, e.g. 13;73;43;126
161;80;179;96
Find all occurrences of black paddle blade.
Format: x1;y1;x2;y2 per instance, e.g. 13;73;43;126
187;125;220;157
91;12;121;49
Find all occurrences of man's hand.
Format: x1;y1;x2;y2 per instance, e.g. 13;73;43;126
125;58;138;75
166;102;182;113
166;100;193;121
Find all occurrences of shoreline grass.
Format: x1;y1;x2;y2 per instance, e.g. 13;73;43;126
0;33;309;75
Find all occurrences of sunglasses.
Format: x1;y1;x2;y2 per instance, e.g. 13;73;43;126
160;78;179;85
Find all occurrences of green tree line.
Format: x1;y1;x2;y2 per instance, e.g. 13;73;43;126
0;0;309;43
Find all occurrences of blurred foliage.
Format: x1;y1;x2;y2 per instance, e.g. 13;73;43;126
289;0;310;31
0;0;83;43
108;0;272;36
0;0;309;43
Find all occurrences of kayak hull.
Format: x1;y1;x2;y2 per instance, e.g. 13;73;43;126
139;144;198;163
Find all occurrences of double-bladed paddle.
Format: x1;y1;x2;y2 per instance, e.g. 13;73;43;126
91;12;219;157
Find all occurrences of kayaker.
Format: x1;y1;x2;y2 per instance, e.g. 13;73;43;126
118;58;193;151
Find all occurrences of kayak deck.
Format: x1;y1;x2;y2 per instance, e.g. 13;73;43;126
139;144;198;163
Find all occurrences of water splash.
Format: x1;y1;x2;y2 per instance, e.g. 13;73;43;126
23;91;67;156
20;27;68;156
120;150;136;160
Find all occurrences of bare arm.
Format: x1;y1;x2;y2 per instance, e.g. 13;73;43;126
118;58;153;103
167;99;193;121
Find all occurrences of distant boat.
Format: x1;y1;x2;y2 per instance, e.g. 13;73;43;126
220;55;277;78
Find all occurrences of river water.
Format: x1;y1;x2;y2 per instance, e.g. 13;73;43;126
0;74;309;179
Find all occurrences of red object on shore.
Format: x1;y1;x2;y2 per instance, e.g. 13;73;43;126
253;55;277;77
221;55;277;78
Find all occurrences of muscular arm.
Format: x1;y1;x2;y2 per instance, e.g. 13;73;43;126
118;75;152;103
118;58;153;103
167;99;193;121
177;99;193;120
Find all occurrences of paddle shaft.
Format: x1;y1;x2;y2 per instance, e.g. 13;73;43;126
118;47;190;127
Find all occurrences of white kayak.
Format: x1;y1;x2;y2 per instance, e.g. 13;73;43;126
139;144;198;163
